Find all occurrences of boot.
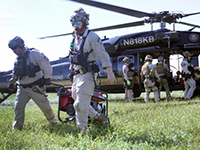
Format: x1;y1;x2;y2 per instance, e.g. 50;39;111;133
95;113;105;125
77;127;86;135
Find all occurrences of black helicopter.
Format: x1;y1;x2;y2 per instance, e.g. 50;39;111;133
1;0;200;103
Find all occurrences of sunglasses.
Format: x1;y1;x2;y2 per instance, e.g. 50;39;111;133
71;21;81;26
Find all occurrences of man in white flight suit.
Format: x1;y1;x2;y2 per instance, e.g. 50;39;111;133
69;8;115;134
122;57;133;102
181;51;200;100
8;36;58;130
141;55;160;103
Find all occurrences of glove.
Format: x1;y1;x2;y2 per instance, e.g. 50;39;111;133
8;83;15;91
127;80;131;86
68;72;74;82
44;78;51;85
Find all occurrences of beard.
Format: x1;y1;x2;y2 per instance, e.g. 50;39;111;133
74;26;86;35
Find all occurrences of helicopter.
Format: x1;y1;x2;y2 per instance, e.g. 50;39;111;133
1;0;200;103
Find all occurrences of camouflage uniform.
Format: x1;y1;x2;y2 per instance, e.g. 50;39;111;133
9;45;58;130
122;57;133;102
181;51;196;100
70;28;112;131
141;55;160;103
155;56;171;100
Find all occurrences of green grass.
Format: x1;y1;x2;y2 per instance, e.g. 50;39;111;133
0;91;200;149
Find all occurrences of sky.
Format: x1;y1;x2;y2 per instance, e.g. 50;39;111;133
0;0;200;71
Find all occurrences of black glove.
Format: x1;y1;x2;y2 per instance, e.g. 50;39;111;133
44;78;51;85
8;83;15;91
68;72;74;82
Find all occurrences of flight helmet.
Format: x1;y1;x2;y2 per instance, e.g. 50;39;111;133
183;51;192;58
145;55;153;61
70;8;89;26
8;36;24;50
123;56;131;63
158;56;164;62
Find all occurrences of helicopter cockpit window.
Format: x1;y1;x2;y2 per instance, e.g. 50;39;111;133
117;55;134;76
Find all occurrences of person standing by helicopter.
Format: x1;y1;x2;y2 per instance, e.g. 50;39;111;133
181;51;200;100
141;55;160;103
7;36;58;130
155;55;171;101
68;8;115;134
122;57;134;102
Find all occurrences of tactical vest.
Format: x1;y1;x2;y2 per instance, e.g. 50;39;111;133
141;62;150;76
69;30;93;67
156;63;165;74
14;48;41;79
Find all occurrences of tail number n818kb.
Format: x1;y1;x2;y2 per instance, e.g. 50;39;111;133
124;36;155;45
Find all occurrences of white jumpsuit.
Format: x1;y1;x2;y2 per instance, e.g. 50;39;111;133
181;59;196;99
70;28;112;131
122;64;133;102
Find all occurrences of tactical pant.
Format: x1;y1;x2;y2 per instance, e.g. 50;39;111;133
183;77;196;99
123;80;133;102
13;85;57;130
125;89;133;102
143;78;160;103
72;72;99;131
159;78;171;100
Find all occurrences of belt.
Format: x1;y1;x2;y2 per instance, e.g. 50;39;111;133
20;80;39;88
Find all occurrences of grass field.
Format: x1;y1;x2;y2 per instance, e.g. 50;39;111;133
0;91;200;150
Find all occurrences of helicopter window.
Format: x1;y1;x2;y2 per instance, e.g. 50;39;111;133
117;55;134;76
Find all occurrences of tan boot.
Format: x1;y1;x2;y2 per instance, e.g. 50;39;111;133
95;113;105;125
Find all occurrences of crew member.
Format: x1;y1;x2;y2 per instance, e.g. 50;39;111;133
141;55;160;103
8;36;58;130
68;8;115;134
181;51;200;100
122;57;133;102
155;55;171;100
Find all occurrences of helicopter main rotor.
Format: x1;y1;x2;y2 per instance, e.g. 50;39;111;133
39;0;200;39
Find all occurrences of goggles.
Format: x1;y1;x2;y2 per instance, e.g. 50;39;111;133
71;21;81;26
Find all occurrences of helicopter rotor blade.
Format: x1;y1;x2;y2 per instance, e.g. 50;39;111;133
184;12;200;17
177;21;200;29
92;20;144;32
67;0;150;18
39;20;144;39
39;32;73;39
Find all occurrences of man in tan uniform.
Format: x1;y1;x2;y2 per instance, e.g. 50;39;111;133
8;36;58;130
141;55;160;103
122;57;133;102
155;56;171;100
69;8;115;134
